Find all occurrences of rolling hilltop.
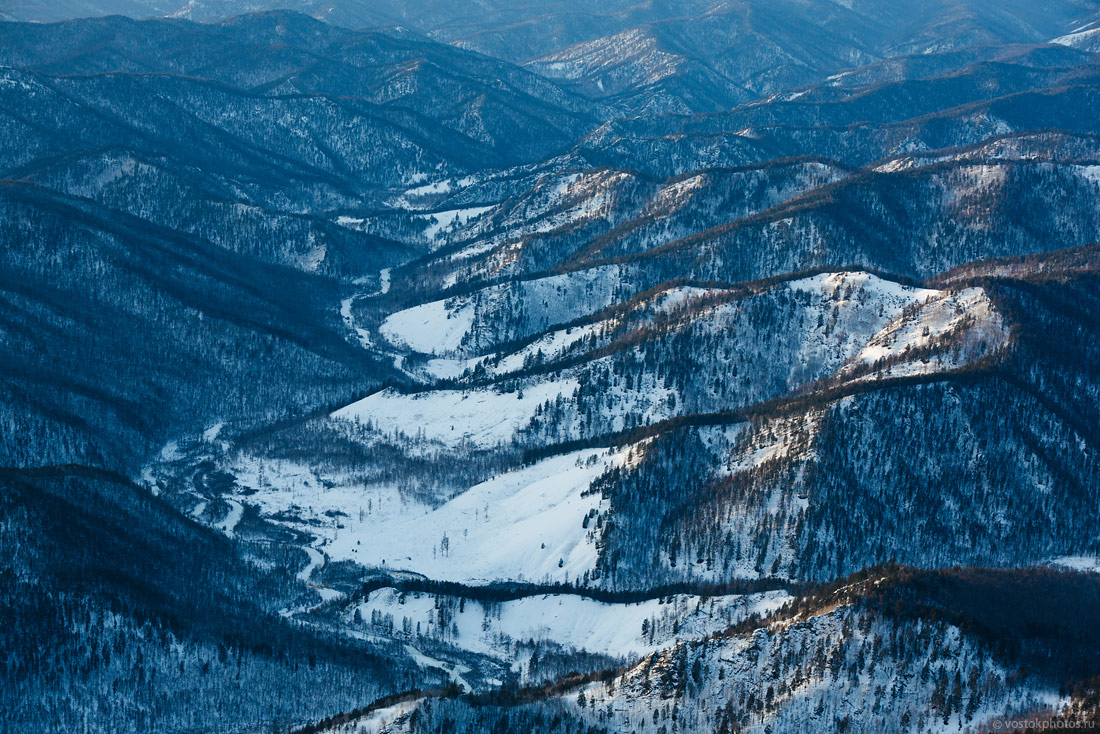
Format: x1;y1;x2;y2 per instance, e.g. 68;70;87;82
1;3;1099;733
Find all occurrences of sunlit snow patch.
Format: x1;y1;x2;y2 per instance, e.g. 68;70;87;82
351;589;790;661
330;447;627;584
333;379;578;449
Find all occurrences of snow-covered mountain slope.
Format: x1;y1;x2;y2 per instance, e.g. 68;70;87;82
584;263;1100;588
543;609;1058;734
838;285;1010;381
7;7;1100;733
572;62;1100;178
1053;16;1100;52
162;261;1061;604
335;270;1009;456
527;27;707;114
336;566;1100;734
348;588;790;666
377;266;626;358
579;611;1056;734
179;445;622;585
312;448;618;584
334;380;581;450
378;160;851;297
372;132;1100;336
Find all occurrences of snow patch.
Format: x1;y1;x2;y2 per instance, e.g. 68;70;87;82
405;180;451;197
332;379;579;449
217;499;244;539
844;286;1010;379
419;206;494;243
333;448;627;584
379;297;477;355
1049;556;1100;573
202;422;225;443
404;644;472;692
353;589;790;662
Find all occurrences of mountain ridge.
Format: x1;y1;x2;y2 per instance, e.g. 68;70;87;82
1;5;1099;733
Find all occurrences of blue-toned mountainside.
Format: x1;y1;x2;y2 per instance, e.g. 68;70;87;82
1;4;1100;733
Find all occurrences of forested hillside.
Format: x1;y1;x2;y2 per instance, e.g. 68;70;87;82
1;3;1099;732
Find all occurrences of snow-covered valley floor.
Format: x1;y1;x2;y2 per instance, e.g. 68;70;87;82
220;446;631;585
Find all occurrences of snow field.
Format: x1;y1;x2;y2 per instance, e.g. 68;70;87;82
351;589;791;661
379;297;478;354
331;447;626;584
419;206;494;243
1048;555;1100;573
845;286;1010;378
378;266;622;357
222;447;633;584
332;378;579;449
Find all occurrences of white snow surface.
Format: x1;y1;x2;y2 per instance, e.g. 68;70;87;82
332;378;578;449
650;286;721;314
379;296;477;354
788;270;936;306
217;499;244;538
340;295;375;349
1049;555;1100;573
340;268;394;350
416;315;607;379
404;644;472;692
221;447;631;584
1052;24;1100;51
352;589;791;661
380;266;621;357
843;286;1010;379
778;271;938;382
328;700;420;734
421;355;489;380
570;607;1065;734
404;179;451;197
222;456;424;568
419;206;494;243
486;321;605;375
346;448;622;584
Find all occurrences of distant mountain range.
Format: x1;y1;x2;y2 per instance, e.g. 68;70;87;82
2;3;1100;733
6;0;1100;111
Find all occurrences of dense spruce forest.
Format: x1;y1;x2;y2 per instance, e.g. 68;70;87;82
1;1;1099;732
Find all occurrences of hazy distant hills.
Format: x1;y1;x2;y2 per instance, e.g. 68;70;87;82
0;12;599;168
0;11;607;479
5;0;1099;115
2;3;1100;733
